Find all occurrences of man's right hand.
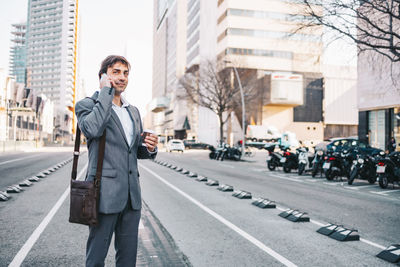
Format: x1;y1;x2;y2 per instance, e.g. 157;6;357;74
100;73;112;88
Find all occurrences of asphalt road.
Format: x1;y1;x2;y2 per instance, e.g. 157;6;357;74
0;147;73;190
0;148;188;267
139;150;400;266
1;148;399;266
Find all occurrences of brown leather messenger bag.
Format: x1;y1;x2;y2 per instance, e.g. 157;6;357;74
69;124;106;226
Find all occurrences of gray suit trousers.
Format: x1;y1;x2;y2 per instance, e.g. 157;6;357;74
86;199;141;267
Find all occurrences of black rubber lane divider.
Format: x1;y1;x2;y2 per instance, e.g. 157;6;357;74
181;169;190;175
166;163;172;168
329;227;360;241
171;166;178;170
19;180;33;187
205;179;219;186
0;191;11;201
195;175;207;182
279;209;310;222
175;167;183;172
36;172;46;178
28;176;40;182
6;185;23;193
251;198;276;209
43;170;51;175
317;224;359;241
232;190;252;199
187;172;197;178
217;184;234;192
376;244;400;264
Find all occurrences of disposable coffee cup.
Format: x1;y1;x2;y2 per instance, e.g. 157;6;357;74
142;129;155;147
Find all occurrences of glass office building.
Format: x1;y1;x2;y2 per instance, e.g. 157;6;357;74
9;23;27;84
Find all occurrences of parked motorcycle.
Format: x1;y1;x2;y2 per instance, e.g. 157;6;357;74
311;149;325;177
282;148;299;173
220;144;242;161
323;148;353;180
376;151;400;189
348;150;377;185
265;144;285;171
297;147;314;175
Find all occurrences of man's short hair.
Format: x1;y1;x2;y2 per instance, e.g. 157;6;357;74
98;55;131;79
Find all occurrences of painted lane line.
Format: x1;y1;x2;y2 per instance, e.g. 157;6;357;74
268;174;303;183
139;220;145;230
375;189;400;194
0;155;39;166
8;162;88;267
323;182;339;186
352;184;378;188
343;186;359;190
305;179;318;182
218;163;235;169
140;163;297;267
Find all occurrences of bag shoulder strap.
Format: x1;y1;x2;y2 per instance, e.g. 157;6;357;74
71;125;106;182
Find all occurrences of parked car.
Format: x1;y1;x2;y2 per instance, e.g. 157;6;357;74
166;139;185;153
183;139;209;149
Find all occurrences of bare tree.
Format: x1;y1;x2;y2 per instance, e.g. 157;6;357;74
178;60;258;143
295;0;400;62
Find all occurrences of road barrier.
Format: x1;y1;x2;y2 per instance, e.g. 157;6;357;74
317;224;359;241
232;190;252;199
217;184;234;192
195;175;207;182
376;244;400;263
251;198;276;209
19;180;33;187
181;169;190;175
0;191;11;201
279;209;310;222
187;172;198;178
205;179;219;186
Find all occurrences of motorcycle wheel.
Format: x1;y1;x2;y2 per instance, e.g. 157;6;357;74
298;163;305;175
209;152;215;159
348;167;358;185
378;174;388;189
283;164;291;173
267;161;276;171
311;163;318;177
367;175;376;184
325;169;334;180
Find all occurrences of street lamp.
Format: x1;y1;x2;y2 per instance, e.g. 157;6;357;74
224;60;246;157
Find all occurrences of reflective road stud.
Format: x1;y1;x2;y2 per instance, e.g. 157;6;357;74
376;244;400;263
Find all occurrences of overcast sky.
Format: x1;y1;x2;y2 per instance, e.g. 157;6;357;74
0;0;154;117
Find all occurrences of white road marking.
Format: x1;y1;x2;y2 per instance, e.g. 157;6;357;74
352;184;378;189
269;174;303;183
343;186;359;190
323;182;339;186
0;155;40;166
370;189;400;195
139;220;145;230
140;164;297;267
8;162;88;267
218;163;235;169
305;179;318;182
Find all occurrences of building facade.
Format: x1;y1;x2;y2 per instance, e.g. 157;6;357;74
9;23;27;84
26;0;79;137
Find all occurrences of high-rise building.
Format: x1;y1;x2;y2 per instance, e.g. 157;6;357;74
26;0;79;136
9;23;27;84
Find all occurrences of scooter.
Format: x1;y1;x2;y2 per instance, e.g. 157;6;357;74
348;151;377;185
282;148;299;173
311;149;325;177
376;151;400;189
265;144;285;171
323;149;354;180
297;147;314;175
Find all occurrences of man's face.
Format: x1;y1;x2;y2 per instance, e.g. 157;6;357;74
106;62;129;95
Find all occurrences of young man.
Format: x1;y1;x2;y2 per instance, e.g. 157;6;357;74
75;55;158;266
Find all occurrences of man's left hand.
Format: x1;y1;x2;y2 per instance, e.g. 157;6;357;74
144;133;158;152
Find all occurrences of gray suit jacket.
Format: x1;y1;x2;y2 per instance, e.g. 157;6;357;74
75;87;156;213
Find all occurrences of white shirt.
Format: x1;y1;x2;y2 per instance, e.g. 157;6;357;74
112;95;134;145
